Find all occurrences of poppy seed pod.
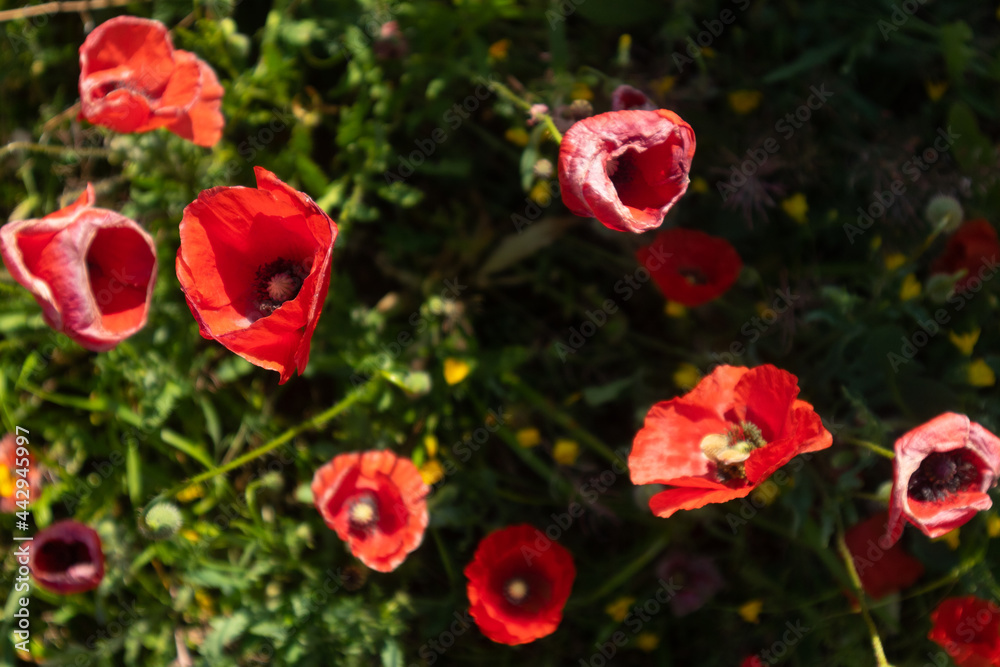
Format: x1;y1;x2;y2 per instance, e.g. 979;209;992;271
0;185;157;352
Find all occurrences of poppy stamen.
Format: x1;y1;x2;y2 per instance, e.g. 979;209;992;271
347;494;379;530
253;258;308;316
908;451;981;502
701;421;768;482
504;577;529;604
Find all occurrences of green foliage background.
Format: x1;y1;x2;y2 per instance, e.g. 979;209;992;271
1;0;1000;665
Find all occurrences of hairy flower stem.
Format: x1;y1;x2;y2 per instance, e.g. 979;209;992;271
836;528;892;667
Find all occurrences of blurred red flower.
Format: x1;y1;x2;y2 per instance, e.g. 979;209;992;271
629;364;831;518
0;434;43;514
611;85;655;111
558;109;695;234
79;16;224;147
886;412;1000;544
311;450;428;572
464;524;575;645
176;167;337;384
930;219;1000;293
844;511;923;600
30;520;105;594
636;227;742;306
740;657;765;667
928;596;1000;667
0;184;157;351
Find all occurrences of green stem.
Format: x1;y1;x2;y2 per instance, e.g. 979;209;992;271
846;438;895;460
835;528;891;667
486;78;562;143
501;372;620;465
570;533;670;606
0;142;112;161
159;388;365;499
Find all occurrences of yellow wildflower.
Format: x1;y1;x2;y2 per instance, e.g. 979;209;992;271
690;176;708;194
925;80;948;102
948;329;980;356
739;599;763;623
900;274;922;301
968;359;996;387
443;358;471;385
728;90;762;114
636;633;660;652
516;428;541;448
553;439;580;465
781;193;808;224
488;38;511;61
883;252;906;271
419;460;445;485
673;363;702;391
605;596;635;622
504;127;529;147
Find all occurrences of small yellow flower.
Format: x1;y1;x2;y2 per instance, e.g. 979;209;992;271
195;589;215;615
925;80;949;102
516;428;541;448
443;358;471;385
553;439;580;465
419;459;445;485
701;46;716;59
177;484;205;503
948;329;980;356
933;527;961;550
781;193;808;224
968;359;996;387
690;176;709;194
181;529;200;542
423;434;439;457
728;89;762;114
504;127;530;147
529;180;553;206
636;633;660;652
571;82;594;101
673;363;702;391
488;38;511;61
0;465;13;498
987;514;1000;538
739;599;764;623
652;76;676;96
900;274;922;301
750;480;780;506
883;252;907;271
665;300;687;318
870;235;882;251
605;596;635;622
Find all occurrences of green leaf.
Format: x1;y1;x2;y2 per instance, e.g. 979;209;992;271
203;611;252;659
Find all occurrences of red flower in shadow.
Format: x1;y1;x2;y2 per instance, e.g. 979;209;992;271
0;185;157;351
931;219;1000;293
844;511;923;600
558;109;695;233
30;520;105;594
636;227;742;306
79;16;224;147
886;413;1000;544
0;434;43;514
464;524;575;645
176;167;337;384
611;85;655;111
629;364;831;518
929;596;1000;667
311;450;428;572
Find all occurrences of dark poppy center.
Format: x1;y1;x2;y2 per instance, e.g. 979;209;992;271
908;450;982;502
504;577;530;605
254;258;308;316
36;538;91;573
347;493;379;530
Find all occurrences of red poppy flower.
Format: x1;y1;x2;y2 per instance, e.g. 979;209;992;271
611;85;655;111
885;412;1000;544
636;227;742;306
629;364;832;518
844;511;923;600
29;520;105;594
0;434;43;514
79;16;224;147
928;596;1000;667
176;167;338;384
0;184;157;352
740;657;765;667
464;524;575;645
931;219;1000;293
311;450;428;572
558;109;696;234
